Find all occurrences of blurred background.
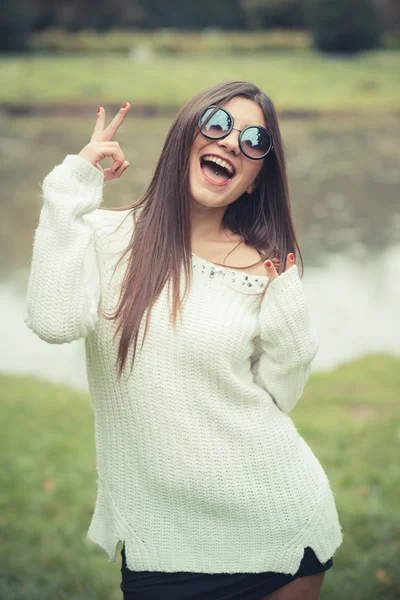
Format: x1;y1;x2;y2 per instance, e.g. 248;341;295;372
0;0;399;598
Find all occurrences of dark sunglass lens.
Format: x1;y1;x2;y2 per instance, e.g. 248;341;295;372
199;108;232;139
241;127;272;158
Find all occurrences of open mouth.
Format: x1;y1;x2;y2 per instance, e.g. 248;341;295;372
200;154;236;186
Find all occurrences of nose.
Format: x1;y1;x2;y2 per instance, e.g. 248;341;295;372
217;129;240;156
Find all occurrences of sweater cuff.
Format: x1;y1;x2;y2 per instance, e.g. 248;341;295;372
263;264;300;298
62;154;105;187
41;154;105;217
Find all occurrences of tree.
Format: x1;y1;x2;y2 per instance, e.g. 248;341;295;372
139;0;245;30
28;0;245;31
242;0;308;30
373;0;400;36
0;0;35;52
309;0;384;54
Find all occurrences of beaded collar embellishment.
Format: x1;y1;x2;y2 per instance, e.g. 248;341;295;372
191;252;269;295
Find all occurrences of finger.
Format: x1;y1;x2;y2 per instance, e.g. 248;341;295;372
263;259;279;280
119;160;130;174
95;145;125;171
286;253;295;269
91;106;106;142
102;102;131;142
105;161;130;179
109;153;126;173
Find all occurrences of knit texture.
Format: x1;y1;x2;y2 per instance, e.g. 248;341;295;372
24;154;343;575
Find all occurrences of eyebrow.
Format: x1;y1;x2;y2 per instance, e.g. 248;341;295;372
238;121;266;130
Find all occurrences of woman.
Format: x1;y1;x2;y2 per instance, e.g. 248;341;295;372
24;81;343;599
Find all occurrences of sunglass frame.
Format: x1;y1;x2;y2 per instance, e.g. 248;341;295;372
198;105;274;160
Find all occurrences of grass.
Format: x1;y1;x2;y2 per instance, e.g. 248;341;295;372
1;50;399;112
0;353;399;599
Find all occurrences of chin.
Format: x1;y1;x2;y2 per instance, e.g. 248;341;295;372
189;171;241;205
191;193;227;208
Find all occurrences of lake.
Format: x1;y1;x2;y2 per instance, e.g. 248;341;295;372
1;112;399;391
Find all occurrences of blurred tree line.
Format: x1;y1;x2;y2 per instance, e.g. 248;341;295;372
0;0;398;52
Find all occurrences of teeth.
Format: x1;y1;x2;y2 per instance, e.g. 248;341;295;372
202;155;235;176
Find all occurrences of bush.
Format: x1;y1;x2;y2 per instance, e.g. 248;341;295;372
242;0;308;30
309;0;384;54
29;28;311;55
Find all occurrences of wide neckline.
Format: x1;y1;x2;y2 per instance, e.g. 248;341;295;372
191;251;269;282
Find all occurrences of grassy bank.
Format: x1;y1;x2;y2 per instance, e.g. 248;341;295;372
0;353;399;599
1;50;399;113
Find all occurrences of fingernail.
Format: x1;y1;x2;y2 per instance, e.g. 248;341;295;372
265;260;272;267
97;107;101;113
289;254;294;260
122;102;128;108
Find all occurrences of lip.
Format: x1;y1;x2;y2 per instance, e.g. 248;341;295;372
199;152;236;187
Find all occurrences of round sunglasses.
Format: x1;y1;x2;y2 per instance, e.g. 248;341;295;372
198;105;274;160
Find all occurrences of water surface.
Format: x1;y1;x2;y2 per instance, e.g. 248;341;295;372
1;114;399;391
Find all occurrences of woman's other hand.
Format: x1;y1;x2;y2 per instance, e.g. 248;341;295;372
261;254;296;298
264;254;296;281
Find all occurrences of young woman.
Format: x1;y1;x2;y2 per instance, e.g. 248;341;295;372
24;81;343;600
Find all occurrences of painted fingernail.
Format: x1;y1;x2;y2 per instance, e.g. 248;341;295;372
122;102;128;108
97;107;101;113
289;254;294;260
266;260;272;267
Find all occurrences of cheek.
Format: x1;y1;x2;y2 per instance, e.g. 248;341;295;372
188;153;198;180
189;138;203;170
191;133;206;156
241;162;262;187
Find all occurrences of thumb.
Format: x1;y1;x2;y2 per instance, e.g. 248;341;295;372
103;161;130;182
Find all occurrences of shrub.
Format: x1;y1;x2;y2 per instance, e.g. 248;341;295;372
309;0;384;54
29;28;311;54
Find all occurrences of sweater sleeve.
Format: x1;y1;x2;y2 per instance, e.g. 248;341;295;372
23;154;106;344
253;264;319;414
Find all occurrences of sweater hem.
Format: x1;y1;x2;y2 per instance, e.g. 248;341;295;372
86;529;342;575
86;475;343;575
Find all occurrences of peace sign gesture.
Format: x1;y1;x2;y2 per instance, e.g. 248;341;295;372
78;102;131;183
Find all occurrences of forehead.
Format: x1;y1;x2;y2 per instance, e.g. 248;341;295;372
221;96;266;129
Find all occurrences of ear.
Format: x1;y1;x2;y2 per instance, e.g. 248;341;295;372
246;183;256;195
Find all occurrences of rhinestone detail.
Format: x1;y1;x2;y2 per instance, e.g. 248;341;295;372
191;253;268;294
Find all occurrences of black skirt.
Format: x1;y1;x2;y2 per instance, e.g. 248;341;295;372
120;545;333;600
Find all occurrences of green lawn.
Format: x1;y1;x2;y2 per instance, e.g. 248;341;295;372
1;353;399;599
1;50;399;112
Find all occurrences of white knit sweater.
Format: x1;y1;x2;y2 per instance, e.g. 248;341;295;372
24;154;343;575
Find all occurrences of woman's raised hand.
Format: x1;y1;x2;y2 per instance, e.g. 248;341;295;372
78;102;131;183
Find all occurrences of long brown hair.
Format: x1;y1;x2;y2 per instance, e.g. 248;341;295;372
98;80;304;381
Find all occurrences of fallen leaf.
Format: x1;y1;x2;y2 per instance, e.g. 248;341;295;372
375;569;390;584
355;485;369;496
43;478;54;492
